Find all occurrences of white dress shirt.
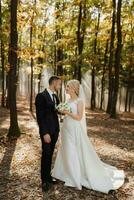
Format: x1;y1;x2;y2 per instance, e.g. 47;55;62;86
47;88;56;104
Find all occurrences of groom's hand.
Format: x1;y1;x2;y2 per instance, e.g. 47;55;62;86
43;134;51;143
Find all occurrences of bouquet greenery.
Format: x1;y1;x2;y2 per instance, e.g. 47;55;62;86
56;102;72;113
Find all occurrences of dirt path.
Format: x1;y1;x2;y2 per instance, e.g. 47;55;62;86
0;98;134;200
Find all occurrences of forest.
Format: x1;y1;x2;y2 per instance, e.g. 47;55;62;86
0;0;134;200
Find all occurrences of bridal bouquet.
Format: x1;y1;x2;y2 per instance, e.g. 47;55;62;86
56;102;72;113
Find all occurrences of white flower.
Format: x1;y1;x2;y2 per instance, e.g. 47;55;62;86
56;102;72;113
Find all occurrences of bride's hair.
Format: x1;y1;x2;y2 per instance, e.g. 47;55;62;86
67;79;80;96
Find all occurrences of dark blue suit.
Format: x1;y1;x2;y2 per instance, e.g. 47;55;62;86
35;89;60;183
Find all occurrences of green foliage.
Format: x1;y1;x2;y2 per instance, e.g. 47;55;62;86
0;0;133;86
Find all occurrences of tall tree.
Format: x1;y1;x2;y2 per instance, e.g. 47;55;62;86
8;0;20;137
30;16;34;112
125;67;132;112
110;0;122;118
91;7;100;110
100;39;109;110
55;0;64;76
124;4;134;112
30;0;36;112
76;0;87;81
106;0;116;114
0;0;5;107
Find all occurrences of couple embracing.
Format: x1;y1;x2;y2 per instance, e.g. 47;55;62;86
35;76;124;194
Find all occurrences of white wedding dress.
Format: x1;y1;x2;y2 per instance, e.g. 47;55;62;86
52;98;125;194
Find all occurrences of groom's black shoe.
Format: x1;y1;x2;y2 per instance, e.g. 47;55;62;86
49;176;58;184
50;178;58;185
42;182;52;192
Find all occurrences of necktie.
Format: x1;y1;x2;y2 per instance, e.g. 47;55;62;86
52;93;55;104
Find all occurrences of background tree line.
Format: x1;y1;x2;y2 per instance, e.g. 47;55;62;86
0;0;134;137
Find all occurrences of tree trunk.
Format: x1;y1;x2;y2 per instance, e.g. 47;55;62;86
6;74;9;108
125;86;129;112
91;66;96;109
76;0;87;82
37;54;44;93
29;0;36;112
77;2;82;81
106;0;116;114
110;0;122;118
126;18;134;113
56;44;63;76
128;91;132;112
54;34;57;74
30;25;34;112
8;0;20;137
1;42;5;107
55;1;63;76
91;8;100;110
125;67;132;112
100;39;109;110
73;47;78;78
0;0;5;107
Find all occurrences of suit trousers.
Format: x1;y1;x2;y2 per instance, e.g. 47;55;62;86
41;132;59;184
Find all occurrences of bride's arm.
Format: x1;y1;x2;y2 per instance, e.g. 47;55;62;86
61;100;84;121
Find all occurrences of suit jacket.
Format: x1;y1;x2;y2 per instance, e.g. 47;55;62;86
35;89;60;137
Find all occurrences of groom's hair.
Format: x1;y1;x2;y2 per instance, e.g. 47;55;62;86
49;76;61;85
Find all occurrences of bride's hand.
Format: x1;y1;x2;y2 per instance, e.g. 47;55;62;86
59;110;69;115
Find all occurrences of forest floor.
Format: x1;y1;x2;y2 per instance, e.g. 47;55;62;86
0;97;134;200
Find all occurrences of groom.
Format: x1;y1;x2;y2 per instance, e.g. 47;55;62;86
35;76;61;192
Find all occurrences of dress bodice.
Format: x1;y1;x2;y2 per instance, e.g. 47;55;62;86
67;98;80;115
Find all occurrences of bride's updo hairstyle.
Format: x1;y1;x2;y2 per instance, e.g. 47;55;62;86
67;79;80;96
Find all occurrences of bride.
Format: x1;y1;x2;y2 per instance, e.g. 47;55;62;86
52;79;125;194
